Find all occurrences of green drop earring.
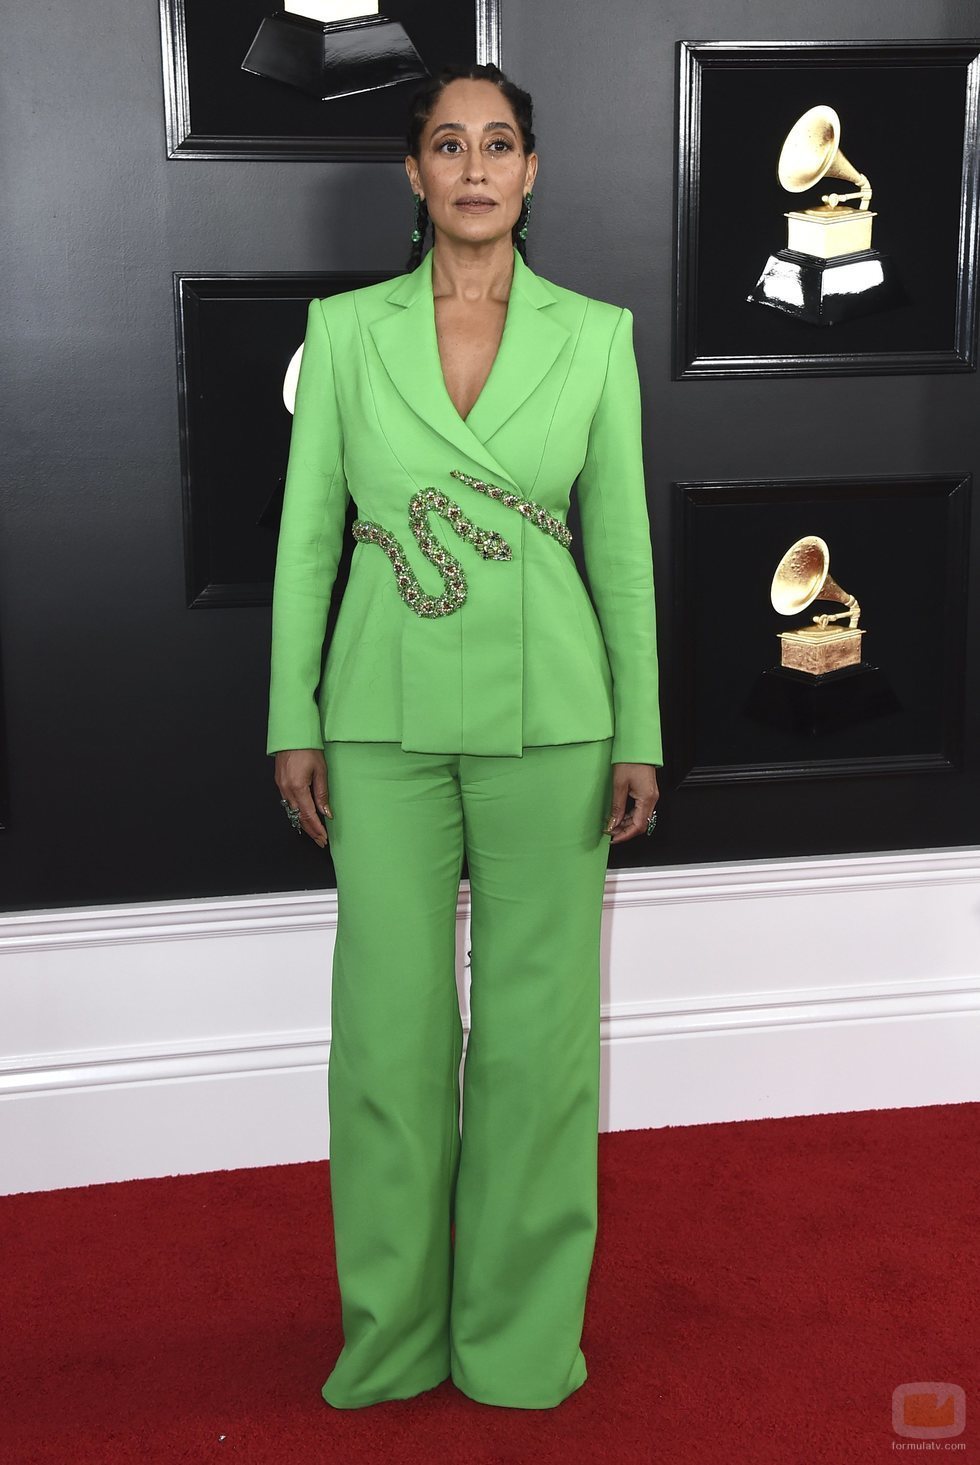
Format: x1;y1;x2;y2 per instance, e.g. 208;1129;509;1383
518;189;534;241
411;191;424;244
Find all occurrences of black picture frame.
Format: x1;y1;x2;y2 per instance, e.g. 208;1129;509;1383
673;472;971;784
674;40;980;378
0;627;9;832
174;271;388;609
160;0;500;160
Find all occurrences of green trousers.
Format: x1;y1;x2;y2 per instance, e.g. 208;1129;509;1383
320;736;614;1410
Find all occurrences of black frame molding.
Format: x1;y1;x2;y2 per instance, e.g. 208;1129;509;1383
0;628;8;832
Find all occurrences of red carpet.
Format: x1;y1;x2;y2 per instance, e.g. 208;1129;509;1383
2;1104;977;1464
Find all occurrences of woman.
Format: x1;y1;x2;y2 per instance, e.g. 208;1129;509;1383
269;62;663;1411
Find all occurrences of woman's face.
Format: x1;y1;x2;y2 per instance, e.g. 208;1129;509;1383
405;78;537;251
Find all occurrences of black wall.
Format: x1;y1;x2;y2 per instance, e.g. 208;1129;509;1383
2;0;978;913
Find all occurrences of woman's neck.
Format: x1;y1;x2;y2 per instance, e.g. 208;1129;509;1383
429;236;515;304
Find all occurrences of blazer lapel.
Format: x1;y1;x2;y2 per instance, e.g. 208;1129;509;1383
368;246;570;493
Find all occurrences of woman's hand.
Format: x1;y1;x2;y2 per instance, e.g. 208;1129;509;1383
274;748;333;849
605;762;659;845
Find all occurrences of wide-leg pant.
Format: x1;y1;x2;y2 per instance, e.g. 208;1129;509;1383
320;736;614;1410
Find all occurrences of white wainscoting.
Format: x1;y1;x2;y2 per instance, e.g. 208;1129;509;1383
2;846;979;1195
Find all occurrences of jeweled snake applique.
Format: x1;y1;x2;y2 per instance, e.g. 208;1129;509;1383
351;469;572;619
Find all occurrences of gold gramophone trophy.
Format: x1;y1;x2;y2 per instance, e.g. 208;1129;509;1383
747;104;902;325
770;535;864;674
744;533;899;735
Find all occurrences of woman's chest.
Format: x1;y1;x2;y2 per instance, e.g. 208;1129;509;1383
332;291;609;504
433;295;508;422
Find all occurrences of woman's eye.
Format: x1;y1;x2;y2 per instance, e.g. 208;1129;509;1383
437;137;513;153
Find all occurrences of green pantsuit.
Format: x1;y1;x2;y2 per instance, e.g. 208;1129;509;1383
266;244;664;1409
321;736;614;1410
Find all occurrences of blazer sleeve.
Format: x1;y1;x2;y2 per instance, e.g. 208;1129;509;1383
266;298;350;755
575;305;664;766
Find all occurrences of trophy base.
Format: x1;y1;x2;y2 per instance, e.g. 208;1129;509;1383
746;247;904;326
778;626;864;675
242;11;428;100
744;661;901;737
784;205;876;259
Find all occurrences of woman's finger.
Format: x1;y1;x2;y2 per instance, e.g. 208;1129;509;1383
605;767;630;835
608;766;660;845
281;780;329;849
299;784;329;848
312;762;333;820
275;750;330;849
609;797;650;844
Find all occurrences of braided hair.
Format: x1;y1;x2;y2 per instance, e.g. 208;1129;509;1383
404;62;536;272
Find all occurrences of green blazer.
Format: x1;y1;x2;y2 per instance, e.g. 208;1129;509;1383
267;244;663;765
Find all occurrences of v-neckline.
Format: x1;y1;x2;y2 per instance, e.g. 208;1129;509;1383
429;251;517;426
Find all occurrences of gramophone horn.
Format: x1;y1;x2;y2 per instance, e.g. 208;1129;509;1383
770;535;857;622
777;104;872;208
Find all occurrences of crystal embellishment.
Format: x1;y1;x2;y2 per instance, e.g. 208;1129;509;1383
449;470;572;550
352;470;572;619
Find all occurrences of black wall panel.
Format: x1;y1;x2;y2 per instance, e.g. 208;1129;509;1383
1;0;978;911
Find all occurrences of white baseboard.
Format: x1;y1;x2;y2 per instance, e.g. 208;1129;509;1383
2;845;979;1195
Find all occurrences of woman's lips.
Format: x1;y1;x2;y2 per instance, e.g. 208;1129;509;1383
455;200;496;212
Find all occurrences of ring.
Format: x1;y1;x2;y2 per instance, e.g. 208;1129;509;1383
645;810;658;837
279;796;302;833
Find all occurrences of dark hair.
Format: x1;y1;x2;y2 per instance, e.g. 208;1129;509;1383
404;62;536;271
